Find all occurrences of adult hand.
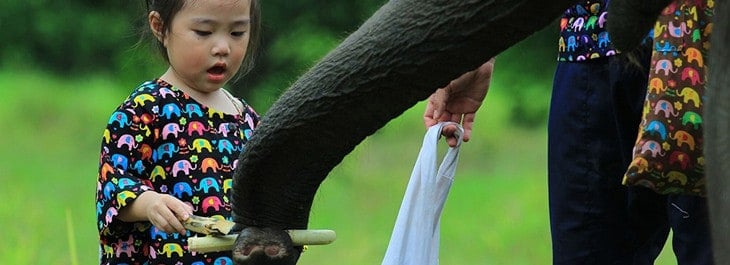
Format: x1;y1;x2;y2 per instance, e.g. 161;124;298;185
424;58;495;147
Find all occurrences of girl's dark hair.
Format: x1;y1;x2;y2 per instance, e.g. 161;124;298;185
144;0;261;76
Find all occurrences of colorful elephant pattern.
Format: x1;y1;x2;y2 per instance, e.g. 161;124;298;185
624;0;713;195
97;79;259;264
558;0;617;62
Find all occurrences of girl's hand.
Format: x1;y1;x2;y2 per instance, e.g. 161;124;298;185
117;191;194;234
141;192;193;234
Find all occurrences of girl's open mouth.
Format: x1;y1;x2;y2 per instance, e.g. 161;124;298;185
207;65;226;82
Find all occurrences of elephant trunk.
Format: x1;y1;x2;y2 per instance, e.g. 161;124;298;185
231;0;573;229
704;0;730;263
606;0;673;52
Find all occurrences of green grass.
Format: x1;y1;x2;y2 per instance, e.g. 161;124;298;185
0;71;128;265
0;69;676;264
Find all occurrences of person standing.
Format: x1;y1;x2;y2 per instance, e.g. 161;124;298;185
547;1;660;264
96;0;262;264
622;1;715;264
425;1;670;264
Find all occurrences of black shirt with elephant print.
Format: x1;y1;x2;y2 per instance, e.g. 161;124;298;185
558;0;616;61
96;79;260;264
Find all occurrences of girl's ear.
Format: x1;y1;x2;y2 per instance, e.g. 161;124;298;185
148;11;166;46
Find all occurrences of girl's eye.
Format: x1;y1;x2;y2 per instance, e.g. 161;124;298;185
231;31;246;37
194;30;211;36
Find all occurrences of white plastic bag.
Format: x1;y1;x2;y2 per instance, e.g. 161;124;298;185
382;122;464;265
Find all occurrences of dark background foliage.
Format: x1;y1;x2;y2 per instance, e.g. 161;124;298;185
1;0;557;125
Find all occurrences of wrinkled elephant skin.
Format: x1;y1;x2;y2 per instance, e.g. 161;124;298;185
606;0;672;52
704;0;730;264
231;0;573;264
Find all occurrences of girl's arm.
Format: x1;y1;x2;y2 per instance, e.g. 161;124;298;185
97;89;191;235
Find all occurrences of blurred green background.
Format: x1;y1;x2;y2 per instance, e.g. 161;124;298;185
0;1;676;264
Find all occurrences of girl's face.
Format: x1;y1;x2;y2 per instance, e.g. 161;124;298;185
154;0;251;93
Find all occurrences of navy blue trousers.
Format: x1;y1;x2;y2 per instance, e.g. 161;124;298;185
548;55;713;265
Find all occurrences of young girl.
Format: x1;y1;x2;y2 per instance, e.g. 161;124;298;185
96;0;260;264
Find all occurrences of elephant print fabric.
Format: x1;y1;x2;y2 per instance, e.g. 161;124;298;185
558;0;617;61
624;0;713;196
97;79;259;264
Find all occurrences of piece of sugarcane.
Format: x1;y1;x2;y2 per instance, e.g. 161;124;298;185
188;229;337;253
182;215;336;253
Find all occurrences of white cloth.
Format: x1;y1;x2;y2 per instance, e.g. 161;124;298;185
382;122;464;265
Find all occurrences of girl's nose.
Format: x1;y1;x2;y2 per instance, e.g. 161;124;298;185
212;39;230;57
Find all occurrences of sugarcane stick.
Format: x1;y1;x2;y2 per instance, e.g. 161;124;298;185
188;229;337;253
